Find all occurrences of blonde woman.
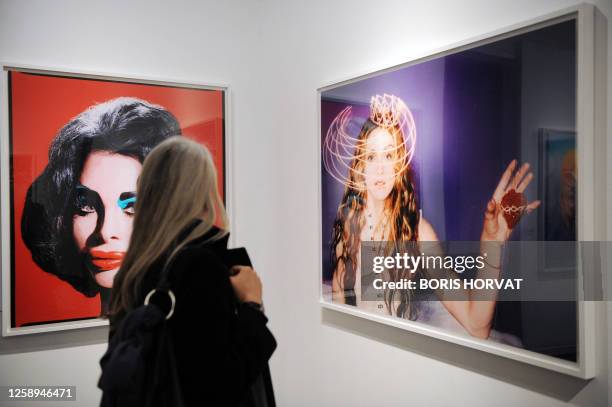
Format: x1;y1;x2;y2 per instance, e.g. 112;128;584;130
106;137;276;406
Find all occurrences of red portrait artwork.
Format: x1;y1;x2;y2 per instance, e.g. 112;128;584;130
7;70;225;331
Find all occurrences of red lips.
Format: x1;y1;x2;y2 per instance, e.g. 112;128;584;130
90;250;125;271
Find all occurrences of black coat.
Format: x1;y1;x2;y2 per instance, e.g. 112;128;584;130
106;226;277;406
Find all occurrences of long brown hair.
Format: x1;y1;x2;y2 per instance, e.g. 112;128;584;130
109;136;228;317
330;119;419;317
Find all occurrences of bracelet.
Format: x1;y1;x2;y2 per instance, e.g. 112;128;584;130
480;241;504;269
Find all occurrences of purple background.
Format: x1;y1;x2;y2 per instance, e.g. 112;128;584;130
321;43;523;274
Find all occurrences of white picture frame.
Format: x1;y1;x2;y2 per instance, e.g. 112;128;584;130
317;3;605;379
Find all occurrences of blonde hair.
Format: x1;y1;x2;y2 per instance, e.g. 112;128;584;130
109;136;228;316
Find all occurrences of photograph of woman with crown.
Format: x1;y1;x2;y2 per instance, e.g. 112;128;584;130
319;17;585;358
322;92;540;342
320;18;580;360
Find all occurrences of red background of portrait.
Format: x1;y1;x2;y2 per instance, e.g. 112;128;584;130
9;71;225;327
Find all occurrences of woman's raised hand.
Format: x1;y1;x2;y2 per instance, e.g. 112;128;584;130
229;266;263;305
481;159;541;242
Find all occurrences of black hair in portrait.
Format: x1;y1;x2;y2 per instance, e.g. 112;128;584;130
21;97;181;297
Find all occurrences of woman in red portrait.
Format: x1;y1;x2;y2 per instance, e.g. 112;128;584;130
8;70;224;330
21;97;179;316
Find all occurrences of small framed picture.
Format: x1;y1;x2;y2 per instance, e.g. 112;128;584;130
537;128;576;274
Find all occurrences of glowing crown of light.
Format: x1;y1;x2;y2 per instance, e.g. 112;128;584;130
323;94;416;190
370;94;402;128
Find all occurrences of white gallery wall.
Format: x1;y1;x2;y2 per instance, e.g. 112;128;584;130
0;0;610;406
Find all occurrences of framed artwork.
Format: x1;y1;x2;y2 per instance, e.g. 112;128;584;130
318;4;604;379
537;129;576;274
1;65;229;336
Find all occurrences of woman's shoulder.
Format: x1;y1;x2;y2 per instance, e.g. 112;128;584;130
171;230;231;282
